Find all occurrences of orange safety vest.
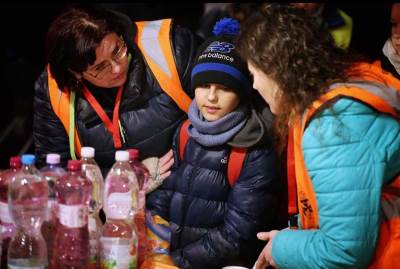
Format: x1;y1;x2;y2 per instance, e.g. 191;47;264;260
47;19;192;160
287;62;400;268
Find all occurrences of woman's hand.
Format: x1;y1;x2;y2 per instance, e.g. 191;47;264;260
158;149;174;180
142;149;174;193
254;230;279;269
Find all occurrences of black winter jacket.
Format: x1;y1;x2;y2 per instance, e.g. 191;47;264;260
147;110;283;269
33;14;196;170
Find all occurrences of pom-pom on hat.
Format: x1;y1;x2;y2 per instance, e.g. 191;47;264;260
191;18;251;97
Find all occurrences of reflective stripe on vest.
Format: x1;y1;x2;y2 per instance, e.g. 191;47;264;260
47;65;81;159
350;61;400;93
48;19;191;159
135;19;191;113
288;62;400;268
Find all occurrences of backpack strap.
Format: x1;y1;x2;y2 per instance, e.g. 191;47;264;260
179;119;191;161
178;119;247;187
227;148;247;187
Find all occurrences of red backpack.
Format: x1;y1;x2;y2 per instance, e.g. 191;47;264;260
178;119;247;187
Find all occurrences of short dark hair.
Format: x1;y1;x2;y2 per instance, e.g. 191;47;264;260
46;5;125;90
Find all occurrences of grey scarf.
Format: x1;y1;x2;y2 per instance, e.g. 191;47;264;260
188;100;248;147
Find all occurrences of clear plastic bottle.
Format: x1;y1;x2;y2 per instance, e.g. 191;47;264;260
80;147;104;268
0;231;2;269
52;160;92;269
40;153;66;265
7;154;48;269
127;149;149;192
127;149;149;268
101;150;139;269
0;156;21;269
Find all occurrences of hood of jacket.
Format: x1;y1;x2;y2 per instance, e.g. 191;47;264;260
228;94;274;148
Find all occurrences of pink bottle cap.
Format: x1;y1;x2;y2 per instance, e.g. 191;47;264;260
9;156;21;169
127;149;140;160
67;160;82;171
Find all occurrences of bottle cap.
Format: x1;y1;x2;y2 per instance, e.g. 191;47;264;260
46;153;61;164
81;147;95;158
21;154;36;165
127;149;139;160
115;151;129;162
9;156;21;169
67;160;82;171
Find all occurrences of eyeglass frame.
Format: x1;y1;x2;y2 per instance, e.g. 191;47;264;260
83;38;128;79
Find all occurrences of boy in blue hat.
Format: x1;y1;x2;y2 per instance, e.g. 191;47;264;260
146;18;284;269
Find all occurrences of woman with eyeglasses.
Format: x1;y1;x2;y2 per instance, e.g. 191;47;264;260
33;4;197;178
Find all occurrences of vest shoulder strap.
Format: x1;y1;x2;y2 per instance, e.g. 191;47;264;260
349;62;400;93
289;65;400;229
47;65;81;159
178;119;247;187
135;19;191;113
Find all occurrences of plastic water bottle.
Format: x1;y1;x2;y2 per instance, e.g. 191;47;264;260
127;149;149;268
127;149;149;191
80;147;104;268
0;232;2;269
40;153;65;265
52;160;92;269
101;150;139;269
7;154;48;269
0;156;21;269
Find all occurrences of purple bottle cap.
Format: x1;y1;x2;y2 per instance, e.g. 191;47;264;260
46;153;61;165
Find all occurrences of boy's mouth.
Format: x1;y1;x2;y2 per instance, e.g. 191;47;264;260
204;105;220;113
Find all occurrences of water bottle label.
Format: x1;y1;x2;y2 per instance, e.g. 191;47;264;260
45;199;57;221
58;204;88;228
106;192;132;219
8;265;45;269
100;237;136;269
0;201;12;223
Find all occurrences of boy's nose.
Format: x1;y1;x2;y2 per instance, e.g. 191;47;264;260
207;87;218;101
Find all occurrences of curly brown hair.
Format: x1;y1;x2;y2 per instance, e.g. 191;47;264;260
237;4;360;152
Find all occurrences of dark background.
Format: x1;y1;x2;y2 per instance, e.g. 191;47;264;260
0;3;393;169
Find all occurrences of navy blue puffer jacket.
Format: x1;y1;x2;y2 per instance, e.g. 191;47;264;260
147;122;283;269
33;13;197;170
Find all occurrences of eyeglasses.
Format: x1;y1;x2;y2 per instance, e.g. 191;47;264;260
84;39;128;80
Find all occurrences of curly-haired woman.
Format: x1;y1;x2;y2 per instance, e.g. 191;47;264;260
237;4;400;269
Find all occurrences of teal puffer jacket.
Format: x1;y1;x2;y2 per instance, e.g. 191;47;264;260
272;98;400;269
